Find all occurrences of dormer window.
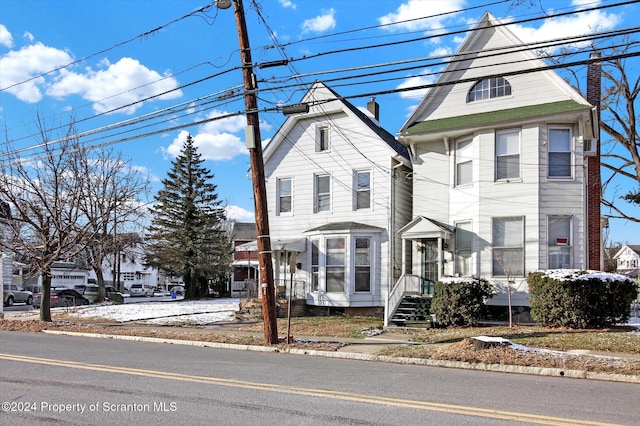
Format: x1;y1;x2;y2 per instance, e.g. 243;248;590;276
467;77;512;102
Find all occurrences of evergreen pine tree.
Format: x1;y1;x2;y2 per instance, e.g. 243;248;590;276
146;134;230;298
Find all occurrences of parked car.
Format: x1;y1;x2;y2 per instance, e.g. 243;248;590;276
33;288;90;308
105;286;124;303
129;284;155;297
170;285;185;296
3;284;33;306
74;284;99;303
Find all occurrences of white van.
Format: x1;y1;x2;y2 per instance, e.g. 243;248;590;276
129;284;155;297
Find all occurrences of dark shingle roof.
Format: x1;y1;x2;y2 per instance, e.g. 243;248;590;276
322;84;410;161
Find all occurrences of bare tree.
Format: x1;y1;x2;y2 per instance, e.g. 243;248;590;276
73;147;150;301
0;118;97;321
492;250;525;328
599;44;640;226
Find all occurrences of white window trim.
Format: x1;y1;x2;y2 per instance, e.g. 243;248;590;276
495;129;521;181
547;215;573;269
455;139;473;187
492;216;525;277
276;177;293;216
353;235;373;293
315;125;330;152
547;126;574;180
314;173;331;213
354;169;372;211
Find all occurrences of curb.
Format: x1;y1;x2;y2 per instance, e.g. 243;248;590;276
42;330;640;384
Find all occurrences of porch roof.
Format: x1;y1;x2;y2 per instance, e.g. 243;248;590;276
236;238;307;252
305;221;384;233
397;216;455;239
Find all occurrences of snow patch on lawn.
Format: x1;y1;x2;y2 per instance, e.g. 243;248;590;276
58;299;241;325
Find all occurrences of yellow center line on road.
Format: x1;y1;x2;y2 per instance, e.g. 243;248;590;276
0;353;619;426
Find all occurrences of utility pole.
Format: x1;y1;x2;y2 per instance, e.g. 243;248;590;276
221;0;278;344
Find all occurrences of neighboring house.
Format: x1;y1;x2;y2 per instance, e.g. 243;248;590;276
89;237;160;292
395;12;599;317
22;261;91;293
263;81;413;311
613;245;640;278
230;222;259;297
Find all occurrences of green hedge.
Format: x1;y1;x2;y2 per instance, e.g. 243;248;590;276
528;270;638;328
431;278;493;327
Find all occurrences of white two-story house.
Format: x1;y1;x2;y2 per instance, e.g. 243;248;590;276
395;12;599;317
263;82;412;312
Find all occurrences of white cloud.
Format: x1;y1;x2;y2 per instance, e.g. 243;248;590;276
378;0;465;32
163;110;273;162
0;24;13;48
47;57;182;114
302;8;336;34
226;205;255;223
396;72;435;99
279;0;296;10
0;42;72;102
23;31;34;42
508;9;620;51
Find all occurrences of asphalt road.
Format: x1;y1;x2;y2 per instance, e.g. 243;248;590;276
1;331;638;425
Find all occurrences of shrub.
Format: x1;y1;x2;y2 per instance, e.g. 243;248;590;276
431;277;493;327
528;270;638;328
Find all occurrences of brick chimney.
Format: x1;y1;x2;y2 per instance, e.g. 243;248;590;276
586;52;602;270
367;97;379;121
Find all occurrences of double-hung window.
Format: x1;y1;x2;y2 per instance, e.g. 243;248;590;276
548;216;571;268
455;139;472;186
548;128;572;178
354;237;371;292
355;170;371;209
492;216;524;276
496;129;520;180
326;238;345;292
277;178;292;214
315;174;330;212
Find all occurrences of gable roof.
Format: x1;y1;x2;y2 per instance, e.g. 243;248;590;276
264;81;409;162
613;244;640;259
397;216;455;239
400;11;591;135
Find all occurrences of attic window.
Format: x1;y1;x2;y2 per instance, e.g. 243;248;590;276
467;77;512;102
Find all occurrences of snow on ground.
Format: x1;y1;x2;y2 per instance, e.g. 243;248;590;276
54;299;241;325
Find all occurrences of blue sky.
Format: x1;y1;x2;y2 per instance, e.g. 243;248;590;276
1;0;639;245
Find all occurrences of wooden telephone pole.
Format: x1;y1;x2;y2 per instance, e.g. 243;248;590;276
223;0;278;344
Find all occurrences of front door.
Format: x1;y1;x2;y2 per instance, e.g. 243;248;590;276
421;239;438;294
